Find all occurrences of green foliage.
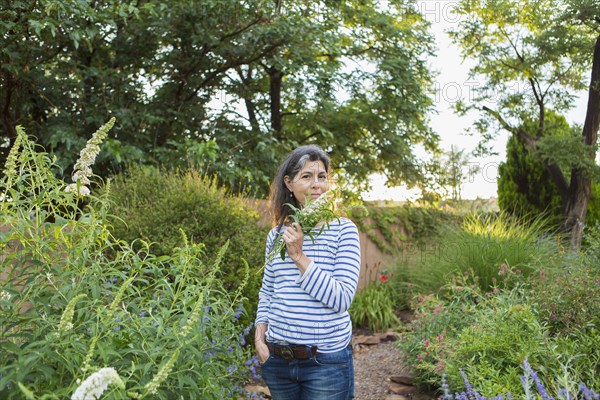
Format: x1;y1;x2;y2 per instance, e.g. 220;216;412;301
443;294;600;397
349;203;459;254
443;300;554;397
0;124;257;399
498;133;563;224
585;184;600;228
498;112;600;228
106;165;268;326
449;0;594;135
397;212;558;294
442;358;600;400
399;276;600;396
349;275;401;332
449;0;599;245
529;263;600;335
583;220;600;263
391;197;600;396
396;285;481;386
430;145;478;201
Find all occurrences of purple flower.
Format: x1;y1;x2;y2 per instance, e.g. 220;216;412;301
445;361;598;400
579;382;600;400
559;388;572;400
245;355;258;366
441;374;453;399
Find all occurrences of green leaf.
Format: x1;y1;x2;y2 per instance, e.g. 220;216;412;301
18;382;36;400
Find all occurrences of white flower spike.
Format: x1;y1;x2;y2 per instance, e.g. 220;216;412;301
71;367;124;400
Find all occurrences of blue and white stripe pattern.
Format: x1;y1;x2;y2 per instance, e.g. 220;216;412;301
255;217;361;353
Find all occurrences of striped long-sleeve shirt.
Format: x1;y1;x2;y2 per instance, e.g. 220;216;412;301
255;217;361;353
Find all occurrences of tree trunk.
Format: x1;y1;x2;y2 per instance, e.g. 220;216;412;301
268;66;283;135
0;73;17;169
239;67;261;132
561;32;600;249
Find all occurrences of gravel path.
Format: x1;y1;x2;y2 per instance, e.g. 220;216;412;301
353;340;407;400
352;332;437;400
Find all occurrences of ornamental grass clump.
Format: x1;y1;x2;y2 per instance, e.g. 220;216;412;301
402;211;558;295
0;121;257;399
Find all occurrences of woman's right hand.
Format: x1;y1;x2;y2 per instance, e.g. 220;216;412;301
255;323;270;364
256;341;270;364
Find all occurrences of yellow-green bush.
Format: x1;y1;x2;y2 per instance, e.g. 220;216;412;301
106;166;269;325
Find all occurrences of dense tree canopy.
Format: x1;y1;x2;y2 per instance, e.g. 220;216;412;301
449;0;600;247
0;0;438;196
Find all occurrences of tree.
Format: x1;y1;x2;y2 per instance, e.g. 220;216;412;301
0;0;439;196
449;0;600;248
446;145;478;200
498;111;600;227
497;113;571;222
429;145;478;201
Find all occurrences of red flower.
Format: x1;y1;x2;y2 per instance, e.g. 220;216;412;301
379;274;388;283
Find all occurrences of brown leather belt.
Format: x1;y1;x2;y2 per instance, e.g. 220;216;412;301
267;342;319;360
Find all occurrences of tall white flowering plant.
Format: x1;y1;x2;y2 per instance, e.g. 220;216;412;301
65;118;114;196
71;368;125;400
0;121;257;399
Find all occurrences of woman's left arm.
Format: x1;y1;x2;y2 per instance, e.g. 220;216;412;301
294;220;361;313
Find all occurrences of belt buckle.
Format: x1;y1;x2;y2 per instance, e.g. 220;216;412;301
280;346;294;360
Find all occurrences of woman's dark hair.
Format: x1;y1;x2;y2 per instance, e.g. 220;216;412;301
269;145;331;226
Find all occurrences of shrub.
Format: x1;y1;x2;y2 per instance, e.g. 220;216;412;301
442;300;555;396
396;275;486;386
530;263;600;335
349;273;401;332
399;273;600;396
582;221;600;267
0;123;257;399
106;165;269;326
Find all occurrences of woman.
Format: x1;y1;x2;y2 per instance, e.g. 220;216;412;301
254;145;361;400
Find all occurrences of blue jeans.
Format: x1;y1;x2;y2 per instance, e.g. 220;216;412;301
259;345;354;400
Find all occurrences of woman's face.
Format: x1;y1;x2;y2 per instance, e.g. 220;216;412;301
285;159;328;205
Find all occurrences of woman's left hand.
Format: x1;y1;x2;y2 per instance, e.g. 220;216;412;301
282;222;305;261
